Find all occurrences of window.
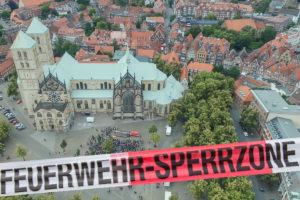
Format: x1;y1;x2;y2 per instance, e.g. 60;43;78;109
104;82;107;89
80;82;83;89
101;84;103;89
122;92;134;112
21;62;24;68
77;101;81;108
39;47;42;53
76;83;79;89
84;83;87;89
59;120;63;125
100;101;103;109
39;120;43;125
92;99;95;104
107;100;111;109
47;112;52;118
84;100;88;109
149;101;152;109
23;52;28;60
157;83;160;90
37;37;40;44
165;106;168;114
18;52;22;59
142;84;145;90
148;84;151;91
26;63;29;68
57;112;62;117
37;112;42;117
109;83;111;89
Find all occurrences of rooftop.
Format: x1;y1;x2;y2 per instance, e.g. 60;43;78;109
266;117;300;139
26;17;48;34
11;31;36;50
252;90;300;114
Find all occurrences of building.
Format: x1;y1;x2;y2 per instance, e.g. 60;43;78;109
249;90;300;136
264;117;300;200
253;15;291;33
0;58;15;80
233;85;253;109
222;19;265;35
186;61;213;80
11;18;185;132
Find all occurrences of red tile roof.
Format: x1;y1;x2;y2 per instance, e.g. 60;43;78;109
235;85;253;102
137;49;155;59
0;59;14;73
180;65;188;81
187;62;214;72
160;51;180;65
223;19;265;32
20;0;50;7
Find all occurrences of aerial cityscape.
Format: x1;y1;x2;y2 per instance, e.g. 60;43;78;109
0;0;300;199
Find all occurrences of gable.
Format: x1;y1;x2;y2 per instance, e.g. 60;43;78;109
39;73;66;93
115;71;141;90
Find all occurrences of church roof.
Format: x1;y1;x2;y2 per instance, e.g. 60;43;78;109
11;31;36;50
43;51;167;89
26;17;48;34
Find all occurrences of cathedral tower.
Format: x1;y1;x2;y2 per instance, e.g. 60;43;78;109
26;18;54;66
11;31;43;116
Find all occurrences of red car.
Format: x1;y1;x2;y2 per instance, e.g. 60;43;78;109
17;100;22;104
13;120;19;125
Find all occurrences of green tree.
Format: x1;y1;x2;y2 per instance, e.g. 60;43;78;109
111;24;121;31
184;25;201;38
89;8;96;17
67;193;82;200
54;37;80;57
173;141;181;148
148;124;158;134
228;66;240;80
261;26;276;43
116;0;126;6
111;40;120;50
78;4;87;11
7;77;18;97
79;13;84;20
62;40;80;57
35;193;56;200
76;148;80;156
150;132;161;147
188;180;208;200
0;142;4;153
1;11;11;20
92;196;101;200
168;0;174;7
233;13;242;19
103;51;113;58
77;0;89;5
169;194;178;200
287;5;296;9
260;174;279;184
60;139;67;152
0;120;13;141
254;0;271;13
102;138;114;153
0;37;8;45
241;106;258;133
170;14;176;22
148;26;155;31
205;13;217;20
96;21;109;30
16;144;27;161
85;22;94;36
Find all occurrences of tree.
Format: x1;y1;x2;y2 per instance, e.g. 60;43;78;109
0;120;13;141
116;0;126;6
62;40;80;57
60;139;67;152
67;193;82;200
85;22;94;36
169;194;178;200
205;13;217;20
1;11;11;20
96;21;109;30
92;196;101;200
148;124;158;134
188;180;208;200
7;76;18;97
184;25;201;38
35;193;56;200
261;26;276;43
53;37;80;57
111;40;120;51
103;51;113;58
77;0;89;5
150;132;161;147
168;0;174;7
233;13;242;19
102;138;114;153
287;5;296;9
16;144;27;161
78;4;87;11
111;24;121;31
241;106;258;133
170;14;176;22
260;174;279;184
0;37;8;45
89;8;96;17
148;26;155;31
79;13;84;20
227;66;240;80
173;141;181;148
76;148;80;156
254;0;271;13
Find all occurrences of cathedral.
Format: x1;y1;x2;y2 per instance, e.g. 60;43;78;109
11;18;185;132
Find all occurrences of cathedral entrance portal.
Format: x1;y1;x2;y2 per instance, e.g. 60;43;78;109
123;91;135;113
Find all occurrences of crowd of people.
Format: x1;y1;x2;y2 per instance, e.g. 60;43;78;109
86;127;143;155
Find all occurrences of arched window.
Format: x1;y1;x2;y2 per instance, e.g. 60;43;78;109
109;83;111;89
101;83;103;89
21;62;24;68
80;82;83;89
18;51;22;59
107;100;111;109
76;83;79;89
148;84;151;91
100;101;103;109
39;47;42;53
104;82;107;89
77;100;81;108
84;83;87;89
23;52;28;60
57;112;62;117
123;92;134;112
37;37;40;44
59;120;63;125
47;112;52;118
26;62;29;68
39;120;43;125
157;83;160;90
37;112;42;117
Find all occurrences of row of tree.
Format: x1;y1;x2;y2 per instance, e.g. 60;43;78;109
167;72;255;199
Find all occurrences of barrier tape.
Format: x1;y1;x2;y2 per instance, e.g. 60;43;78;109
1;138;300;196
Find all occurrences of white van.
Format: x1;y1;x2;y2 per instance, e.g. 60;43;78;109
86;117;95;123
166;125;172;136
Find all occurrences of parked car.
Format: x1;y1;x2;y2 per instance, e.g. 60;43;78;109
0;96;3;100
0;105;3;110
13;120;19;125
7;114;15;119
17;100;22;104
3;109;10;114
9;118;16;123
259;187;265;192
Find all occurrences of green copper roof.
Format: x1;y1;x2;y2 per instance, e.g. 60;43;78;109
26;17;48;34
11;31;36;50
71;90;113;99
